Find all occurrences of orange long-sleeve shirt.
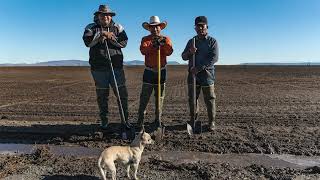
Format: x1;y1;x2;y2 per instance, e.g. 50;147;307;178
140;35;173;68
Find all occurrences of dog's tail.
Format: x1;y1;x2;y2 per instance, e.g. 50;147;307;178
98;155;107;180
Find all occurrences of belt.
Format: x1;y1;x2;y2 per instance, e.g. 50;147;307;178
145;66;166;72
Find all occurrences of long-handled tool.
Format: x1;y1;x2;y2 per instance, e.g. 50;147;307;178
154;45;165;142
104;28;132;140
187;38;202;136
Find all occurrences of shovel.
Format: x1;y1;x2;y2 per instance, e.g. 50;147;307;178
154;44;165;142
104;28;133;140
187;38;202;136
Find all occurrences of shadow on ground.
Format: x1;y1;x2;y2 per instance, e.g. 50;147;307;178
43;175;99;180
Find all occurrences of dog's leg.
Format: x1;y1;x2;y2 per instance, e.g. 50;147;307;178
133;162;140;180
104;169;108;180
126;164;131;179
108;163;117;180
98;156;107;180
99;167;107;180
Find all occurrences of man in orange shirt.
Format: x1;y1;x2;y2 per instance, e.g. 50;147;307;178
137;16;173;129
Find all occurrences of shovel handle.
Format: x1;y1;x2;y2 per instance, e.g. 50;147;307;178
192;38;196;127
157;47;161;127
104;27;129;129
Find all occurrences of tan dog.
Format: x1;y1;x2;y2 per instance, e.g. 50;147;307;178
98;129;154;180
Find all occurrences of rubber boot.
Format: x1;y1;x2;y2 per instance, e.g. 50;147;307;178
137;83;153;128
202;85;216;131
96;88;109;129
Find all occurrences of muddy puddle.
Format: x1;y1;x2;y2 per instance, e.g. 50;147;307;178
0;143;101;156
0;143;319;169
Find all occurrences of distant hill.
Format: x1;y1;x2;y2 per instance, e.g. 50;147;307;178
240;62;320;66
124;60;144;65
36;60;90;66
0;63;29;67
167;61;181;65
2;60;319;67
124;60;181;65
0;60;181;66
0;60;89;67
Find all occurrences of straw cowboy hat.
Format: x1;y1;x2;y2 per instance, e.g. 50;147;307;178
142;16;167;30
94;5;116;16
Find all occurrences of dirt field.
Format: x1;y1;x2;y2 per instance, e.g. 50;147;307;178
0;66;319;179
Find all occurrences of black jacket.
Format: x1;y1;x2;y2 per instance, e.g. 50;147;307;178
83;20;128;71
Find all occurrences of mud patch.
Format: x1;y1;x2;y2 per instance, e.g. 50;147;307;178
1;146;320;179
1;66;320;179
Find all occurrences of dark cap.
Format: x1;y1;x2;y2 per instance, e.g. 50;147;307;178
195;16;208;25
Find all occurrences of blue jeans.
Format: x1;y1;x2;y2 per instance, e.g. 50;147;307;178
143;69;166;84
91;68;126;89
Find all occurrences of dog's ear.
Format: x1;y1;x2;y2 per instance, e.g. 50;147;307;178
140;126;146;140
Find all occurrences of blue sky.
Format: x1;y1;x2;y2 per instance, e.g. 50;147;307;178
0;0;319;65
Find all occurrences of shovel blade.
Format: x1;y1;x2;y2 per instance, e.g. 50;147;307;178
186;123;193;136
128;128;136;140
121;125;135;140
121;132;128;140
154;126;165;142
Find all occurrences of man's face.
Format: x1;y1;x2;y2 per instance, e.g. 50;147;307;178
195;24;208;37
98;13;112;26
149;25;161;36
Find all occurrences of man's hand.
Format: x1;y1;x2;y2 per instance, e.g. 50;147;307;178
158;36;166;46
101;31;116;41
152;36;166;48
189;46;197;55
98;34;106;42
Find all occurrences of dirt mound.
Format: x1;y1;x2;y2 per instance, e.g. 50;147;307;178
30;145;53;163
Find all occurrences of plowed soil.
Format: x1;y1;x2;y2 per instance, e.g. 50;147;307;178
0;66;319;179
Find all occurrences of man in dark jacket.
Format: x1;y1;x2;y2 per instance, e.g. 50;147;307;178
83;5;129;129
182;16;219;131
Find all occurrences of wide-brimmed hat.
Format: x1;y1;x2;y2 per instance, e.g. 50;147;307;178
142;16;167;30
94;5;116;16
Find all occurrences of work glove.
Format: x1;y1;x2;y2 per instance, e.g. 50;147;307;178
152;36;166;48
